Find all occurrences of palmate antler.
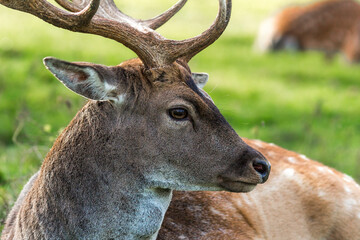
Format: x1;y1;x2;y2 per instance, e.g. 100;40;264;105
0;0;231;68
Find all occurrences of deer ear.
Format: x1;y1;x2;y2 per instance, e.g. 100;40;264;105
43;57;119;102
192;72;209;89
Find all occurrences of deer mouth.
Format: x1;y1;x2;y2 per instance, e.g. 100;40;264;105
217;176;259;193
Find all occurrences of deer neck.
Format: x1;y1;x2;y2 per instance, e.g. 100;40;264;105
25;101;173;239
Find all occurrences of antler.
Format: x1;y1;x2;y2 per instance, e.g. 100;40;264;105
54;0;188;30
0;0;231;68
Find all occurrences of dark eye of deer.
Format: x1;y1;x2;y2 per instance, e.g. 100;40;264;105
169;108;188;120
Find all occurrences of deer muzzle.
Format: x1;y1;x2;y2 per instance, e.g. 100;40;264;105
218;147;271;192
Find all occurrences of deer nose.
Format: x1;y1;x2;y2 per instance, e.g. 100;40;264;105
252;158;271;183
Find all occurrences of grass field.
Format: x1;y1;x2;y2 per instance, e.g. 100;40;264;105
1;0;360;230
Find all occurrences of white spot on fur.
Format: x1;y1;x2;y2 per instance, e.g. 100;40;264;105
326;168;335;175
317;166;326;173
318;191;326;198
283;168;295;178
269;143;276;147
344;186;352;194
343;174;354;183
299;154;309;161
178;235;187;240
253;140;264;148
254;15;278;52
317;166;335;175
287;157;297;164
266;151;277;157
344;198;357;210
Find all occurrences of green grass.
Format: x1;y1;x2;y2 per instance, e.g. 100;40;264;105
1;0;359;230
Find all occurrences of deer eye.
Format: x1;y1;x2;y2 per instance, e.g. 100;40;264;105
169;108;188;120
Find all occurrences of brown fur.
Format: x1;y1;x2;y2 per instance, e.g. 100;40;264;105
159;139;360;239
257;0;360;62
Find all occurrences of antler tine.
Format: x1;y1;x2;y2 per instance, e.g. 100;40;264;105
140;0;188;29
55;0;80;12
166;0;232;63
0;0;100;29
73;0;100;25
55;0;131;22
55;0;187;30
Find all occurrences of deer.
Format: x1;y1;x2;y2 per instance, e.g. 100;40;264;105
159;138;360;239
254;0;360;63
0;0;272;239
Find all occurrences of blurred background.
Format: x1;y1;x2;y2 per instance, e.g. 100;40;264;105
1;0;360;229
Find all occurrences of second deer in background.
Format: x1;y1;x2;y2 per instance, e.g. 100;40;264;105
255;0;360;63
